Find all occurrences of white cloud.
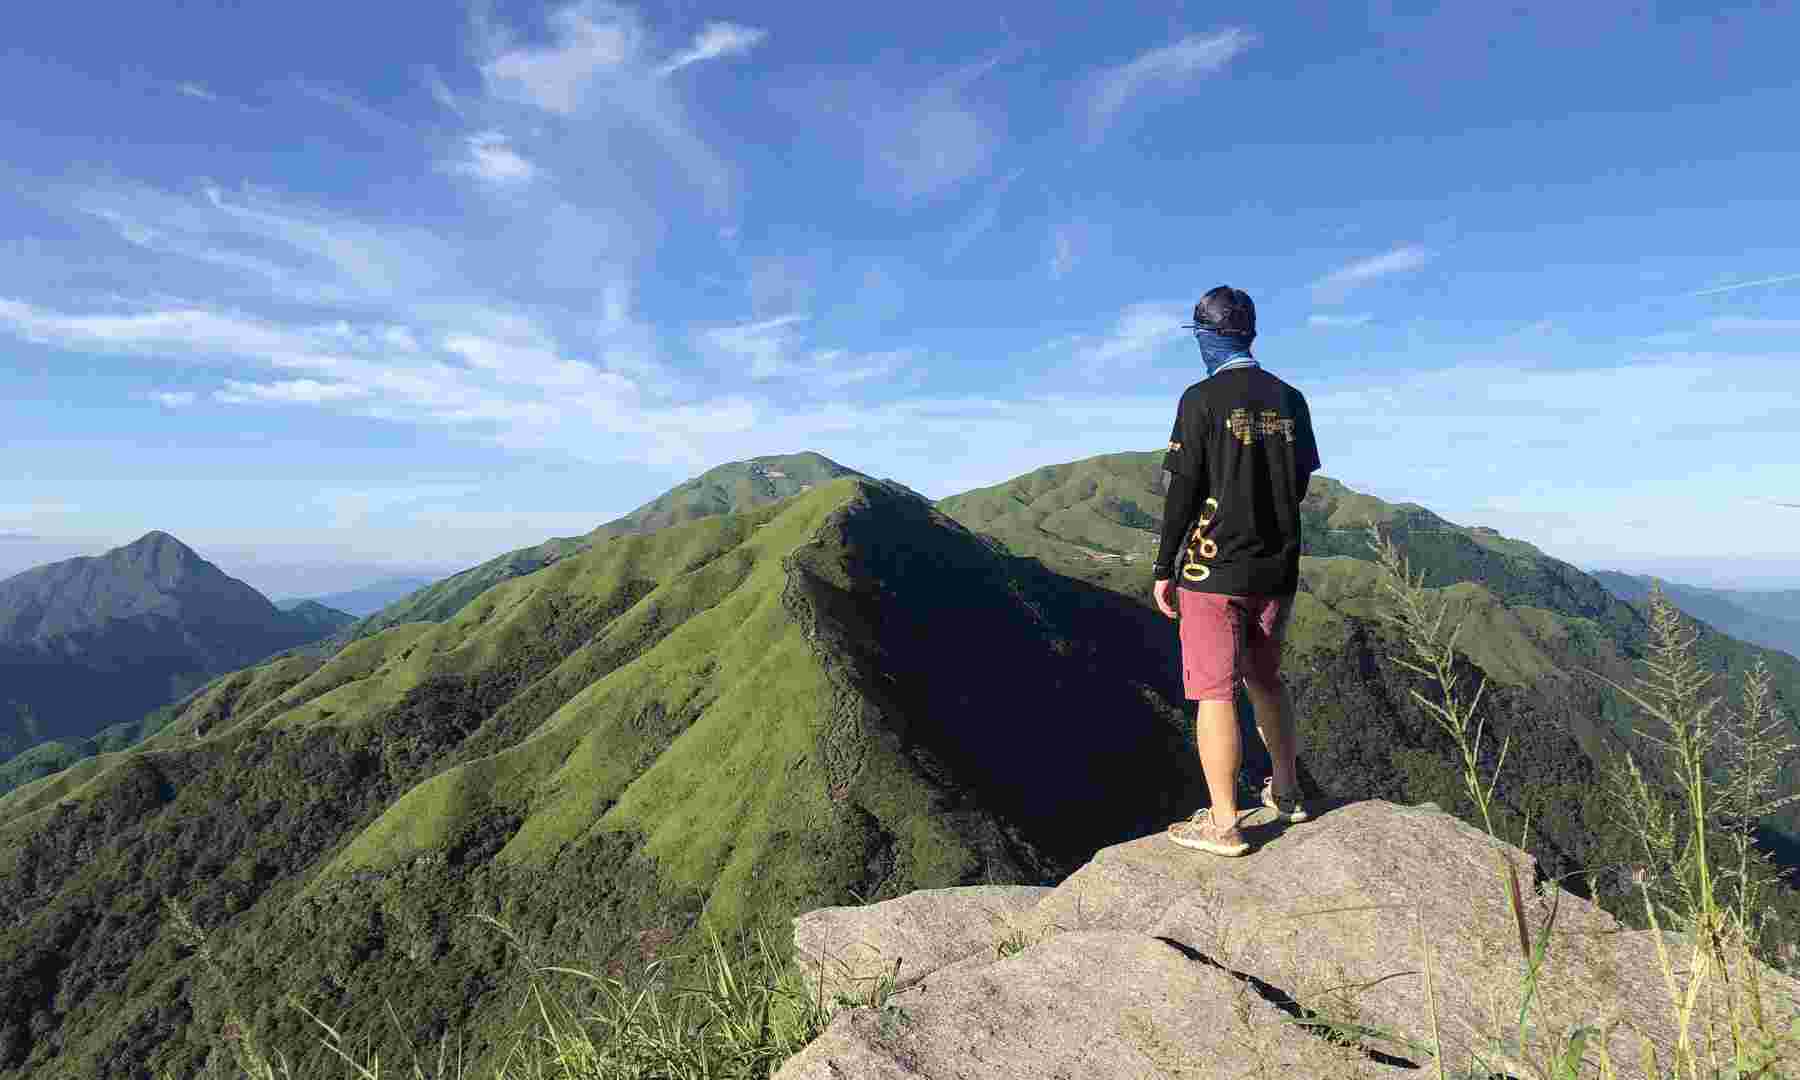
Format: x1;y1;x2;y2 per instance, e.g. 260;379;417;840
177;82;218;102
1688;272;1800;297
1083;29;1257;142
943;169;1024;262
698;314;810;378
696;314;905;387
861;58;1003;204
1312;245;1433;302
449;131;539;184
421;67;465;116
1073;301;1187;369
150;390;197;407
1709;316;1800;332
477;1;733;212
1308;313;1374;328
215;379;372;405
657;21;767;77
1050;225;1078;279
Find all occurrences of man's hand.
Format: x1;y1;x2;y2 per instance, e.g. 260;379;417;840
1152;576;1179;619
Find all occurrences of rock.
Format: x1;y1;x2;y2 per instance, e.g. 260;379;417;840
776;929;1408;1079
780;801;1800;1079
792;885;1052;1005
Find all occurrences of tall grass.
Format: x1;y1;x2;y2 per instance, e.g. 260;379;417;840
165;907;845;1080
1367;524;1799;1079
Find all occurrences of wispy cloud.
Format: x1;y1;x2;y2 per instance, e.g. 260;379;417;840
149;390;197;407
1083;29;1257;143
477;1;734;212
1312;245;1433;302
420;66;465;117
1308;312;1374;328
696;314;907;389
944;169;1024;262
656;21;767;77
1049;226;1078;279
1071;301;1186;370
447;131;539;184
1709;315;1800;331
177;82;218;102
216;378;372;405
863;57;1004;204
1688;272;1800;297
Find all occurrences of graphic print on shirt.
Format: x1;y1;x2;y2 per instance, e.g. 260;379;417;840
1181;496;1221;583
1226;408;1298;447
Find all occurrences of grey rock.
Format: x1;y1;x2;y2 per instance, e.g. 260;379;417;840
792;885;1053;1005
777;929;1407;1080
781;800;1800;1079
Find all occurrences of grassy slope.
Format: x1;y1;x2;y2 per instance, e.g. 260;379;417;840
937;450;1800;837
0;476;1208;1078
339;452;865;645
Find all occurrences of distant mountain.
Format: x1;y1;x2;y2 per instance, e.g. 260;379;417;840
0;532;348;762
274;576;439;618
334;451;867;644
1594;571;1800;660
273;599;357;633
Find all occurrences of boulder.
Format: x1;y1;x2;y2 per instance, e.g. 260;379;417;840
778;800;1800;1079
792;885;1053;1005
776;929;1409;1080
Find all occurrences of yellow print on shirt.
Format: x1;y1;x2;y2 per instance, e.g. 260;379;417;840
1226;408;1297;447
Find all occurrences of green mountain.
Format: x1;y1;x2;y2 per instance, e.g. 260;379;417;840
273;599;357;633
938;451;1800;836
4;459;1797;1076
334;451;866;646
0;532;348;764
0;478;1213;1076
1595;570;1800;660
275;577;438;618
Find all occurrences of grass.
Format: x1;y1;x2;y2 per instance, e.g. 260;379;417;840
1364;523;1800;1080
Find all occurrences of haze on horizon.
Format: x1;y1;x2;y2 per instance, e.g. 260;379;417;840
4;1;1798;592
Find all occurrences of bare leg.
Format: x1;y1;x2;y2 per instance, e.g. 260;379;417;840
1194;699;1243;821
1244;678;1299;795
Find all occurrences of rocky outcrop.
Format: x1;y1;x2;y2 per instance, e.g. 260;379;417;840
779;800;1800;1079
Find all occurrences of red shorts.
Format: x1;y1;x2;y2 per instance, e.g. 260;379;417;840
1178;591;1291;702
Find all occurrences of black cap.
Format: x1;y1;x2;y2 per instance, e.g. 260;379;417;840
1187;286;1256;339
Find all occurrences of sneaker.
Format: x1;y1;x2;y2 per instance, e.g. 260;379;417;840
1260;777;1309;823
1167;808;1250;856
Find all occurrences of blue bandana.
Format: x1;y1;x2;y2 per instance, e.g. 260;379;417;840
1192;328;1255;376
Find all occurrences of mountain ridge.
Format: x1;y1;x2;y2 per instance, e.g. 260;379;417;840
0;531;352;765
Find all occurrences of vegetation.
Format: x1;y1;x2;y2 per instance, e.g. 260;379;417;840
342;453;866;644
1368;525;1799;1079
4;450;1798;1077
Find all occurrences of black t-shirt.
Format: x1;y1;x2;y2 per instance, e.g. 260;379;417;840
1156;365;1320;595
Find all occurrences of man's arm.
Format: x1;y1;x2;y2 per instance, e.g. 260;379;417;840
1155;466;1202;578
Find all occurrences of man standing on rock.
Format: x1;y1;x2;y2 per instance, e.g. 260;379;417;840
1152;286;1320;856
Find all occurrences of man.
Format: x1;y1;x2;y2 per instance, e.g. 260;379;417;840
1152;286;1320;857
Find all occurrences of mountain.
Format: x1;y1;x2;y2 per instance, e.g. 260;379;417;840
938;452;1800;836
275;577;438;618
334;451;866;644
3;462;1797;1076
273;599;357;633
1594;571;1800;660
0;532;348;763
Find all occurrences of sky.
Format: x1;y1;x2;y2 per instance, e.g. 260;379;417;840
3;0;1799;596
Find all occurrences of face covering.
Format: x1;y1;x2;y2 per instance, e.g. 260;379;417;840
1192;328;1255;376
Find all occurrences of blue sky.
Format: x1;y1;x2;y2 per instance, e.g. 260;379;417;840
3;0;1799;595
